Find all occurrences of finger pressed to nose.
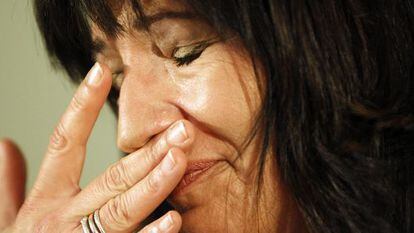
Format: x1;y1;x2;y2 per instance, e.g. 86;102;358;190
69;120;194;216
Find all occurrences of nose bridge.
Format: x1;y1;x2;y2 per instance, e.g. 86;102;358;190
116;62;182;153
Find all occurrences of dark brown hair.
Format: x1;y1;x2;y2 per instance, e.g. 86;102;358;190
34;0;414;232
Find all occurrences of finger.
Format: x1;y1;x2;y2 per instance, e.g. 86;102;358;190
70;120;194;215
139;211;182;233
98;147;186;232
32;62;112;197
0;139;26;230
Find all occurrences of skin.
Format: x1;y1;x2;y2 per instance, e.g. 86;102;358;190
0;0;306;232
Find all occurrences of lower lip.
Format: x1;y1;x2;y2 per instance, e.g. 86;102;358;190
172;161;218;195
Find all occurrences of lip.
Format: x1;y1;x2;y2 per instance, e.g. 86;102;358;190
172;160;219;195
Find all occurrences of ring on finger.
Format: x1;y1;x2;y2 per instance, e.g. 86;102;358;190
81;217;91;233
94;210;106;233
80;209;106;233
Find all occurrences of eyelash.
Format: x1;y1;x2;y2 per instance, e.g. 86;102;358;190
173;51;203;66
172;42;211;67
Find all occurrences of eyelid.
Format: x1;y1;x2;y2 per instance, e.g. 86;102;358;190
173;45;200;58
172;39;217;59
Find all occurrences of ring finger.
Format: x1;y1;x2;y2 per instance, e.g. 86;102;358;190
74;147;187;232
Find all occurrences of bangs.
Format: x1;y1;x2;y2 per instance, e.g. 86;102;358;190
33;0;148;113
34;0;241;81
81;0;149;37
33;0;146;81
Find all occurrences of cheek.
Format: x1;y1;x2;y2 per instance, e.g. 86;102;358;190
165;44;261;148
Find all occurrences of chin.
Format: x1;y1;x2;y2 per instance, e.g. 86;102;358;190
179;206;226;233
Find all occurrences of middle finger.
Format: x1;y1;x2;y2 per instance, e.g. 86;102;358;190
68;120;194;215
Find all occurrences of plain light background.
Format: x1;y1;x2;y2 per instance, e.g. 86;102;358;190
0;0;120;190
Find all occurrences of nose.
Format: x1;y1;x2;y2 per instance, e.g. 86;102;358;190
116;66;183;153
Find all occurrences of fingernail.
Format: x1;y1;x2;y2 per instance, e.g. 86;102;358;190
159;213;174;231
86;62;103;86
167;121;188;144
161;150;176;173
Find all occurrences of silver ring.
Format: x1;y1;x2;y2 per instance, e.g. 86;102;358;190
80;210;106;233
94;210;106;233
81;216;91;233
88;214;99;233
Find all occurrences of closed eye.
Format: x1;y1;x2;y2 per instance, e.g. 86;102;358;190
172;39;219;67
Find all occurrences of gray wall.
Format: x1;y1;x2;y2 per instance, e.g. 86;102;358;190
0;0;120;190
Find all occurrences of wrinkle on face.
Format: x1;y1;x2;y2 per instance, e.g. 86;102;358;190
88;1;304;232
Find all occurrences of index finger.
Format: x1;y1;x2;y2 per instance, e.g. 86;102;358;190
32;62;112;197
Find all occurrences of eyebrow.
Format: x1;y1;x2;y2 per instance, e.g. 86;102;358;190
91;10;198;55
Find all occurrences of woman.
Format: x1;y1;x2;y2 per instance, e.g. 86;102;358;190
0;0;413;232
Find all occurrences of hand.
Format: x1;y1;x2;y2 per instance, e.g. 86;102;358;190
0;63;194;233
0;140;26;231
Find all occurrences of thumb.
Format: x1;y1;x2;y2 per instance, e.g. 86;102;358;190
0;139;26;230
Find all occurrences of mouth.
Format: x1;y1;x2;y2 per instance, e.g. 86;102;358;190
172;160;220;196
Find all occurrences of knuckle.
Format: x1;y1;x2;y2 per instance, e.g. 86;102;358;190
103;161;133;193
70;92;88;113
104;197;131;229
144;145;158;167
144;138;165;166
144;171;160;195
48;123;69;153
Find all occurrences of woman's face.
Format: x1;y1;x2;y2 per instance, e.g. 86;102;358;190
92;1;287;232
